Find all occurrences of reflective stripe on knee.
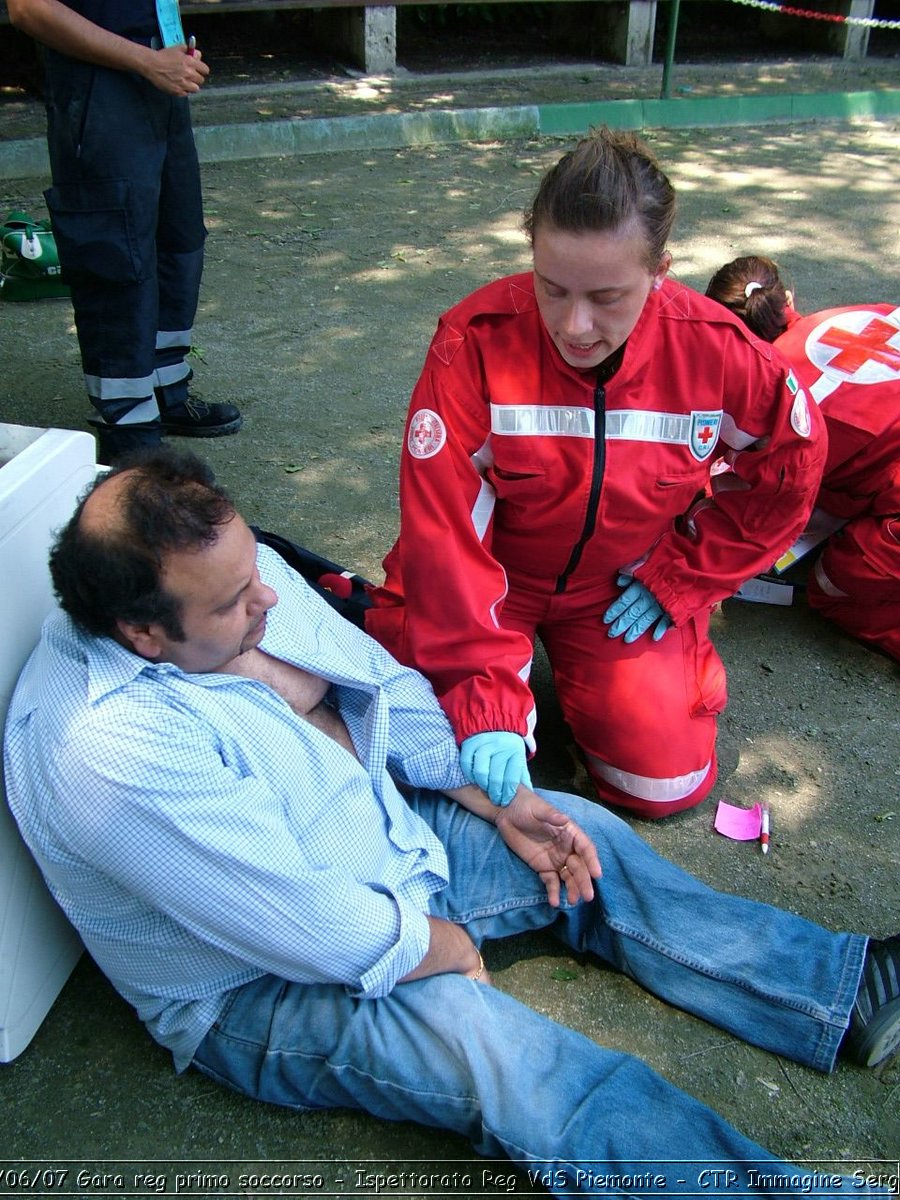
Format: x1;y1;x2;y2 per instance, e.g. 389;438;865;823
154;360;192;388
87;396;160;425
85;372;156;401
586;754;713;804
156;328;193;351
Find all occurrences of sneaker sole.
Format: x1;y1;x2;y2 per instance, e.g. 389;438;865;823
850;997;900;1068
161;417;243;439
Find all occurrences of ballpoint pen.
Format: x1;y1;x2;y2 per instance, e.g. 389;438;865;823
760;805;770;855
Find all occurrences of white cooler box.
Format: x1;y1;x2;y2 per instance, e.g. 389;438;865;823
0;423;96;1062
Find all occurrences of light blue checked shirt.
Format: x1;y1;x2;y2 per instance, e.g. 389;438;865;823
5;544;468;1071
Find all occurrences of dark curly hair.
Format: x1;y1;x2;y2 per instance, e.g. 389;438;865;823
50;447;236;640
523;126;677;270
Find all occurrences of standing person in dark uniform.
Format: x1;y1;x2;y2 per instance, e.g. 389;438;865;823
7;0;242;462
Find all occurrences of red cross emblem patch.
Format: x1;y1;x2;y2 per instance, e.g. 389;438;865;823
407;408;447;460
807;311;900;386
689;410;722;462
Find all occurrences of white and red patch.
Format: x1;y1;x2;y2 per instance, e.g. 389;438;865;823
790;391;812;438
407;408;447;460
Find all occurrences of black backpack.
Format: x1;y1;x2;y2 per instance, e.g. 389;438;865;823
251;527;373;630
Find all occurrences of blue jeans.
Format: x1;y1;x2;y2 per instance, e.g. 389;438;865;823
193;790;873;1196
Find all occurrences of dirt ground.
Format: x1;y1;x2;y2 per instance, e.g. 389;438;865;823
1;106;899;1195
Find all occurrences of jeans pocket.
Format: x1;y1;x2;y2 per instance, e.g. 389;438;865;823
44;179;147;285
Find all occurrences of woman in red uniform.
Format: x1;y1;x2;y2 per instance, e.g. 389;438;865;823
706;255;899;664
366;129;826;818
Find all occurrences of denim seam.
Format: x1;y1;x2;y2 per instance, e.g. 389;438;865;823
270;1047;487;1117
612;920;844;1021
205;1025;482;1106
609;918;858;1073
449;891;559;925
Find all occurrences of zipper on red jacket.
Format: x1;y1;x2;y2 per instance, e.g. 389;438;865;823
555;380;607;594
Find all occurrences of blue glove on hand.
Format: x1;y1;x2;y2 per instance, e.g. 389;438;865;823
460;731;532;807
603;574;673;643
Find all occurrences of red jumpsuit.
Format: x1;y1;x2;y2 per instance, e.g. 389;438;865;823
367;275;826;817
774;305;900;662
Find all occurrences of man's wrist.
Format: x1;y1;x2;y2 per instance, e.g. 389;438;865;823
441;783;500;825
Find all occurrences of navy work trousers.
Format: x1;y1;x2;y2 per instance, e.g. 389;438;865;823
43;50;206;434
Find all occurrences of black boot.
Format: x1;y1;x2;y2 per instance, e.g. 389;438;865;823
159;392;243;438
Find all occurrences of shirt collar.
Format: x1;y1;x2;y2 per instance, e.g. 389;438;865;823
59;540;330;705
82;625;184;704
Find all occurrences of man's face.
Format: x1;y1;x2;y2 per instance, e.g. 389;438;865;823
532;222;669;372
150;515;278;674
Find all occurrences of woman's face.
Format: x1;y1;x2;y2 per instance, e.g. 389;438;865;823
532;222;670;372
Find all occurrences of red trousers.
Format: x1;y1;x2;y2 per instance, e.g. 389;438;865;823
808;514;900;663
502;575;728;819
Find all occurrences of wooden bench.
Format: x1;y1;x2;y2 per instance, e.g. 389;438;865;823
0;0;879;76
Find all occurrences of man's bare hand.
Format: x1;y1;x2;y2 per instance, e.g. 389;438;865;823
6;1;212;89
143;45;210;96
494;788;602;907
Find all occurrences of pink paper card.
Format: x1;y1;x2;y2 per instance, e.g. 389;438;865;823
714;800;763;841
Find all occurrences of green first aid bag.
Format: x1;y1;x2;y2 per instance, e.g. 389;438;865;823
0;210;71;301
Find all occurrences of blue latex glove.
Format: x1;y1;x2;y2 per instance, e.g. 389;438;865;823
459;731;532;807
603;574;673;643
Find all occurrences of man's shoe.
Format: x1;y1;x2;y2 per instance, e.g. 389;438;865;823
842;934;900;1068
161;395;243;439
